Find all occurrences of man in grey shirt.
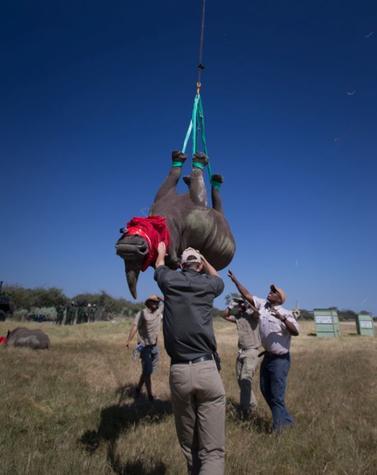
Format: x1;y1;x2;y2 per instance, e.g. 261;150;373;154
155;244;225;475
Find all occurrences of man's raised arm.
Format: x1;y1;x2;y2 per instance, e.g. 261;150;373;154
201;254;219;277
227;270;257;310
156;242;167;268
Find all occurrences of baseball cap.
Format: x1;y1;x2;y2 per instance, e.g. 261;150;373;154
228;297;245;309
270;284;286;304
145;294;161;304
181;247;202;264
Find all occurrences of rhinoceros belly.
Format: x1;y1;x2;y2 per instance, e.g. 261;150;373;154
181;208;235;270
151;193;235;270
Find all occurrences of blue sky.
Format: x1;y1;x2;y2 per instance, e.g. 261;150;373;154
1;1;376;313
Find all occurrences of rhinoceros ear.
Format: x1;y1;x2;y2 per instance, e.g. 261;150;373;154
124;261;141;299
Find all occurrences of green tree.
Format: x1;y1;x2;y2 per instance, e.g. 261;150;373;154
4;285;67;310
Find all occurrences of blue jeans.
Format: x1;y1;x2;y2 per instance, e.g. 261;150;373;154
260;352;293;431
140;345;159;375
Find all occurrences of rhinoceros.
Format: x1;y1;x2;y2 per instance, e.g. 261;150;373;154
7;327;50;349
116;151;236;298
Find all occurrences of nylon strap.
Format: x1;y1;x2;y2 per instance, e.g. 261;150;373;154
192;94;200;154
181;93;212;181
172;161;184;168
182;120;193;154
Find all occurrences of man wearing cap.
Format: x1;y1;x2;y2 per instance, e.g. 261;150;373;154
228;271;299;432
126;294;162;401
155;243;225;475
222;297;262;418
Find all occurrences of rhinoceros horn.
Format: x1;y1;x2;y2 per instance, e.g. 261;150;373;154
116;234;149;299
124;262;141;299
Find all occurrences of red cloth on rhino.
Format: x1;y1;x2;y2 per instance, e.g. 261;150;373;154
125;216;170;271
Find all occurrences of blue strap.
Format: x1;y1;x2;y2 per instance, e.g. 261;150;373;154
182;120;193;154
197;95;212;181
181;93;212;181
192;94;200;155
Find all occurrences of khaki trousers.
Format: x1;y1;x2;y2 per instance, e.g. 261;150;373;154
236;348;260;413
169;360;226;475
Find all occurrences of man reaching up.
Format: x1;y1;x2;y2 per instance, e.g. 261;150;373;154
155;243;226;475
228;270;299;432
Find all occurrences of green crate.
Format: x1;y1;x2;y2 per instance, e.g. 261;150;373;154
356;314;375;336
314;309;340;337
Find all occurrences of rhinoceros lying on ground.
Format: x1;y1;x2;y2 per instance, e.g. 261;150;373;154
116;151;236;298
7;327;50;349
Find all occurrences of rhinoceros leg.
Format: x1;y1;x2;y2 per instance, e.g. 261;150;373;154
189;152;208;207
211;174;224;214
153;151;187;202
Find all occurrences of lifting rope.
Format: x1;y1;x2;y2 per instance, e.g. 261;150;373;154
181;0;213;182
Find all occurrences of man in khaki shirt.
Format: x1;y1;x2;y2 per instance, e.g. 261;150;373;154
126;294;162;400
222;297;262;418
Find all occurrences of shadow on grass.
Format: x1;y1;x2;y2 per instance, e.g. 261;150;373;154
80;384;172;474
109;454;167;475
226;398;271;434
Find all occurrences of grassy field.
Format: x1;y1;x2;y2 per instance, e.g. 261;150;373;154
1;319;376;475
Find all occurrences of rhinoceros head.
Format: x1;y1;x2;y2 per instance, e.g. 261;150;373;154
115;232;149;299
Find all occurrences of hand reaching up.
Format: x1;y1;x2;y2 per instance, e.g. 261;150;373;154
227;270;237;282
156;242;167;268
157;242;167;256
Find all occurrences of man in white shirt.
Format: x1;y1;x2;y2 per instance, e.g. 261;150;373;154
228;270;299;432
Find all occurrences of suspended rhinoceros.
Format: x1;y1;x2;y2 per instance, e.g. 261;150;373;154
116;151;236;298
6;327;50;349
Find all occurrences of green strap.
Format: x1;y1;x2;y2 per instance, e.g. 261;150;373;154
192;161;205;169
211;180;221;190
181;92;212;181
192;94;200;155
196;95;212;180
172;161;184;168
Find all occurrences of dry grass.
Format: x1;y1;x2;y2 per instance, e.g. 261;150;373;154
1;319;376;474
